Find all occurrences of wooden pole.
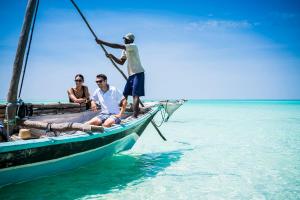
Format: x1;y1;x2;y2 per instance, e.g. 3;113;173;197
5;0;37;137
69;0;167;141
69;0;128;80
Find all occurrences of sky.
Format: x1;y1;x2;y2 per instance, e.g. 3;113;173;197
0;0;300;101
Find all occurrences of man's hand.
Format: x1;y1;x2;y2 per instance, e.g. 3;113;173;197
106;53;113;59
91;105;98;112
74;98;86;104
113;114;122;118
95;38;103;44
91;101;98;112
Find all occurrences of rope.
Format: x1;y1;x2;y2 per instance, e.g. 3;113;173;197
46;122;59;137
164;100;171;121
18;0;40;98
153;104;168;127
163;100;169;120
46;123;53;132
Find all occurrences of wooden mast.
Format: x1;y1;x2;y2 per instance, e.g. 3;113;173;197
5;0;37;137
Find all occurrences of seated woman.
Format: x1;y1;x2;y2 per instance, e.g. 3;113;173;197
67;74;90;107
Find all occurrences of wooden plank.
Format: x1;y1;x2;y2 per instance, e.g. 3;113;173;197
32;108;82;115
32;103;84;109
21;120;104;133
0;104;86;114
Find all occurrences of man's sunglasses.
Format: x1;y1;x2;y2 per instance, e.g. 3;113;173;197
96;80;104;83
75;79;83;82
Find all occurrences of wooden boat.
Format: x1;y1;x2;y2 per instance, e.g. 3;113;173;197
0;106;161;187
0;0;186;187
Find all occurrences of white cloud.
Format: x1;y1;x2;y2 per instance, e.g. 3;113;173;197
185;20;253;31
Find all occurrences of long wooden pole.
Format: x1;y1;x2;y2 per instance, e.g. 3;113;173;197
69;0;167;141
5;0;37;137
69;0;127;80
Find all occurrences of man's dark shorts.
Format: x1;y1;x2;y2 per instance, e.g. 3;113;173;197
123;72;145;97
97;114;121;124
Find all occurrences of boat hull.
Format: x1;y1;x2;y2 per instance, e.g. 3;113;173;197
0;107;159;187
0;133;138;187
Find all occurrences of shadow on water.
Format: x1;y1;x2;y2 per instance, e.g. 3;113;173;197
0;150;183;200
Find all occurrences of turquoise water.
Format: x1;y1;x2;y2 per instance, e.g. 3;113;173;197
0;100;300;199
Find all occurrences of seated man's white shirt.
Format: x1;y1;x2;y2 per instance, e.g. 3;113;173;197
121;43;145;76
91;86;123;114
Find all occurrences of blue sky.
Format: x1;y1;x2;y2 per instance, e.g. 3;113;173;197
0;0;300;100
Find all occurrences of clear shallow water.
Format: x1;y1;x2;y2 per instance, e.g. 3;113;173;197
0;100;300;199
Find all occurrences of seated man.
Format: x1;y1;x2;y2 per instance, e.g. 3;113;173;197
85;74;127;127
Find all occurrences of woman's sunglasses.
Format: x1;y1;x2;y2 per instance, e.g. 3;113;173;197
75;79;83;82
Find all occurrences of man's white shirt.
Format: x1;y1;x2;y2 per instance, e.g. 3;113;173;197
91;86;123;114
121;43;145;76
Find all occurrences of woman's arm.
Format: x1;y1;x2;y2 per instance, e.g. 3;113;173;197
67;88;78;103
68;88;86;103
84;86;90;100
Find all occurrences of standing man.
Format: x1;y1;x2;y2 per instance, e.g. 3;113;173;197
85;74;127;127
96;33;145;118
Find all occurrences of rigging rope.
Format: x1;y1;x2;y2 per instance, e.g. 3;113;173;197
153;101;170;127
153;107;166;127
18;0;40;98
